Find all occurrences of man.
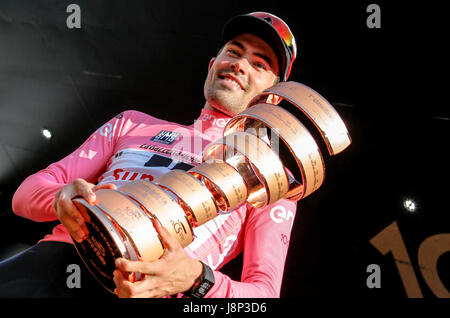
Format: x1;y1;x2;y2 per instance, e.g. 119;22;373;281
3;11;298;298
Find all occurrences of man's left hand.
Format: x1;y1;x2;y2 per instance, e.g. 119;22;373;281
113;219;203;298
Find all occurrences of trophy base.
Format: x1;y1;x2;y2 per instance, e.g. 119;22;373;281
72;198;140;294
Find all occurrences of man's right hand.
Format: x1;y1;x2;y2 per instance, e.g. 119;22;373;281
53;178;116;243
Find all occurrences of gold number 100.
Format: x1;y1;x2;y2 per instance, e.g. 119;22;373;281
369;221;450;298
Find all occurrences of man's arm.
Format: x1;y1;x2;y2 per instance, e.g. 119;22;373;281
11;111;135;222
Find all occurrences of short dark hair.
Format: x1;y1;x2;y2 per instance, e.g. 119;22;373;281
215;39;281;83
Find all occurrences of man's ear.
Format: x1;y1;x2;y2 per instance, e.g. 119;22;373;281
208;57;216;71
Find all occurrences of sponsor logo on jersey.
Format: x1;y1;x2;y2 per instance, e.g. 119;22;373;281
200;113;229;128
139;144;201;164
112;168;154;182
98;123;113;142
270;205;295;225
151;130;181;145
206;235;238;270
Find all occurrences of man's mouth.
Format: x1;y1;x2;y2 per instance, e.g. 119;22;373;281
218;74;245;91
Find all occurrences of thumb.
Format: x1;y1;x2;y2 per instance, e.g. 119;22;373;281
93;183;117;191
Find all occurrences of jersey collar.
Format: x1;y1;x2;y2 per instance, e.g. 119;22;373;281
192;108;232;141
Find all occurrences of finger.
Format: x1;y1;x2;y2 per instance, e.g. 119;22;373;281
74;183;116;227
56;204;85;243
73;200;91;224
113;270;135;298
126;276;155;296
58;195;86;230
79;220;90;237
115;258;147;274
55;187;87;241
115;258;162;276
93;183;117;191
53;189;62;212
152;218;180;251
72;178;96;204
113;269;156;298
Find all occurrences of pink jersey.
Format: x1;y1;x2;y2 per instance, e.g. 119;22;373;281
12;108;297;298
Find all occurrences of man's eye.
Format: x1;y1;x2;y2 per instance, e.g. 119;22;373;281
254;62;267;70
227;49;240;56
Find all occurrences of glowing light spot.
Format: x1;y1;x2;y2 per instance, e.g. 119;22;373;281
403;199;417;212
41;128;52;140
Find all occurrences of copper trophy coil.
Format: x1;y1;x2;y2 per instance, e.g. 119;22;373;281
224;103;325;200
249;81;351;156
118;180;194;247
188;161;248;213
153;170;219;226
72;197;140;293
203;148;264;208
202;131;289;208
93;189;165;263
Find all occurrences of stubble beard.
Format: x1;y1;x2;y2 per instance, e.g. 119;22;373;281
205;79;251;117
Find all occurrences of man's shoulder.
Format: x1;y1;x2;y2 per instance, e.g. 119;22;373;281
119;109;170;125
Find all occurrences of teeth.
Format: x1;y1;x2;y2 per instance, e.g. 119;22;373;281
223;77;241;89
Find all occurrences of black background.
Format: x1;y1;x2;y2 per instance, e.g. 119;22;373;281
0;0;448;298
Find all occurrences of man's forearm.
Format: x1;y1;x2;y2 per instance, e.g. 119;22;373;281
12;172;63;222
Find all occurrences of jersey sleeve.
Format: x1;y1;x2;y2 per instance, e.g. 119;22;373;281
11;111;137;222
205;198;297;298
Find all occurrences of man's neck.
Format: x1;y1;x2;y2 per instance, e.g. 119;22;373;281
203;101;216;112
202;101;233;118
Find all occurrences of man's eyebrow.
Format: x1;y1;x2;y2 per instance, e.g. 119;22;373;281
229;40;245;51
228;40;274;68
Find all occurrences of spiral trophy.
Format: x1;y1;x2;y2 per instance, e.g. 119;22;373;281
72;81;351;293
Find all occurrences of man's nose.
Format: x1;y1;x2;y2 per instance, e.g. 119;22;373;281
230;58;247;75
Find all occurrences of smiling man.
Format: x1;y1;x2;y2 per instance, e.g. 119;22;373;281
204;33;281;117
5;12;299;298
